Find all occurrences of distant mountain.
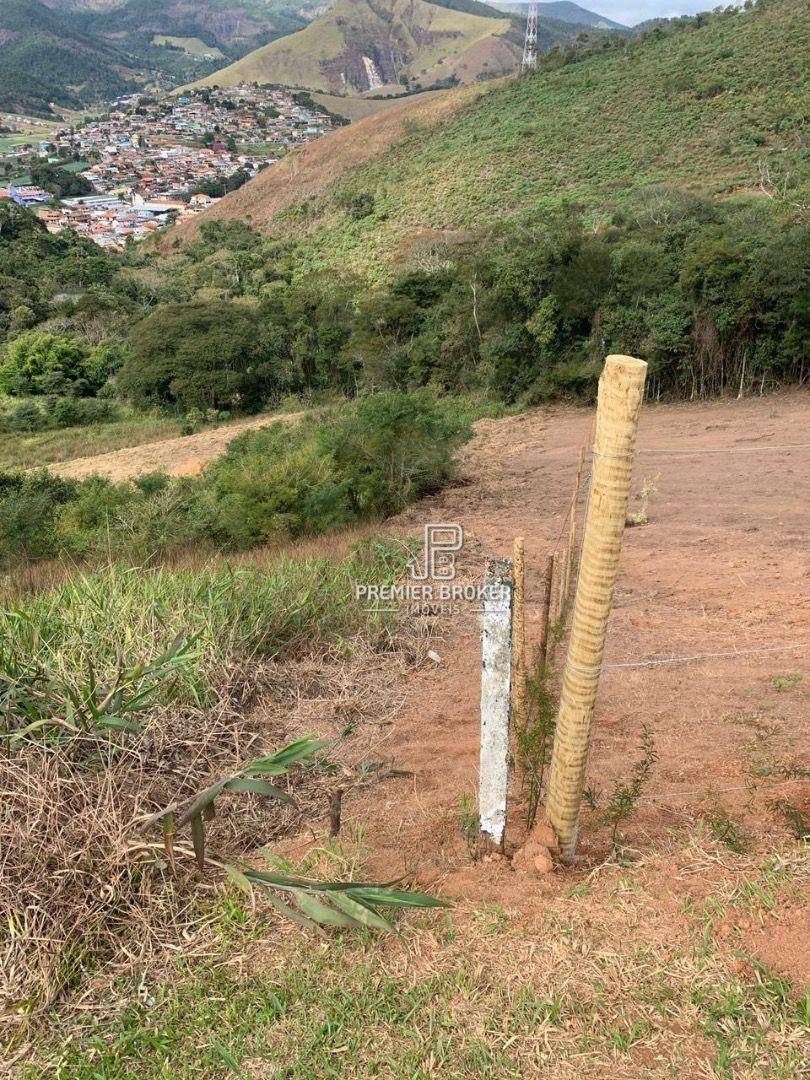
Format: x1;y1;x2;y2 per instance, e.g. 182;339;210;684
186;0;523;96
87;0;311;59
3;0;320;115
0;0;144;115
491;1;627;31
186;0;618;97
2;0;626;117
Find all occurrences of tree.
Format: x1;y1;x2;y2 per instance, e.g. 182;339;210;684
30;163;93;199
118;301;273;412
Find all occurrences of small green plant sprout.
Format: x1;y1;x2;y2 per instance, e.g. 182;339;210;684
769;798;810;841
515;668;558;828
4;625;199;746
147;736;448;931
771;673;803;693
148;735;327;871
703;805;749;853
459;792;479;856
626;472;661;526
582;784;601;810
602;725;658;854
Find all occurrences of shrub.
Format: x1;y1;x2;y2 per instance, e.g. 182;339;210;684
318;390;469;516
9;400;46;432
0;332;91;395
0;471;79;563
0;393;473;567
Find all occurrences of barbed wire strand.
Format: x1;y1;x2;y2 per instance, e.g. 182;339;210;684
559;640;810;679
637;442;810;456
602;639;810;670
636;777;807;803
595;443;810;463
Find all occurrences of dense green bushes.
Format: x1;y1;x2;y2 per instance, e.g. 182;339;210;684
127;195;807;406
345;195;807;402
0;332;122;397
2;184;806;429
0;391;471;566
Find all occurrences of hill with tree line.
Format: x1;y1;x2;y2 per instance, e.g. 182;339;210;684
174;0;807;269
0;0;316;115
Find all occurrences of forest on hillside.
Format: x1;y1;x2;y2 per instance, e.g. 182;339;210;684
0;179;806;565
0;1;807;568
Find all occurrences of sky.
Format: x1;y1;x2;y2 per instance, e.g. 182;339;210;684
548;1;714;26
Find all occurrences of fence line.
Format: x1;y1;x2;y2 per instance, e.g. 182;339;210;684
601;639;810;671
506;391;807;856
636;442;810;456
636;777;807;804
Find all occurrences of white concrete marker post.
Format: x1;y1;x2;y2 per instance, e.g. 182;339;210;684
479;557;514;851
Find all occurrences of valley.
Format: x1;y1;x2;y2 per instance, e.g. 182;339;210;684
2;86;338;248
0;0;807;1075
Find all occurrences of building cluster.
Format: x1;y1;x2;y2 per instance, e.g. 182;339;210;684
0;87;335;249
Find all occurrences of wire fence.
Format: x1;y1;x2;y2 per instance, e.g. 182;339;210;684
535;434;808;810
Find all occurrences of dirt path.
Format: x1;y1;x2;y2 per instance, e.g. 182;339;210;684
336;391;809;985
48;411;301;481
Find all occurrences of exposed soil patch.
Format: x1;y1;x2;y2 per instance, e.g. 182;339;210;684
47;412;301;481
334;391;809;986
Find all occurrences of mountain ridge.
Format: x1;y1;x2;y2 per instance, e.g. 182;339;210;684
168;0;807;275
185;0;621;96
185;0;523;95
1;0;317;115
490;2;627;31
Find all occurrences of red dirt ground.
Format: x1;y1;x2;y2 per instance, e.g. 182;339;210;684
337;391;809;986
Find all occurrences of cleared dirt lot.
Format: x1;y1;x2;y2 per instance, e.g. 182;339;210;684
47;411;299;481
330;391;809;985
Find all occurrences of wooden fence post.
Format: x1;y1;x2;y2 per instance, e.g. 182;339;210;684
562;444;587;607
479;557;514;851
536;553;555;671
546;355;647;860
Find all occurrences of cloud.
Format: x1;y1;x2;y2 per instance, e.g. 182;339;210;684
540;1;717;28
605;2;712;26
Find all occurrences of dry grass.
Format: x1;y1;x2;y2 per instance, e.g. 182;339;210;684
46;412;297;481
2;416;181;471
0;680;288;1038
0;546;424;1055
26;832;809;1078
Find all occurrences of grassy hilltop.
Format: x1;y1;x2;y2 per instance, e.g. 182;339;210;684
182;0;807;276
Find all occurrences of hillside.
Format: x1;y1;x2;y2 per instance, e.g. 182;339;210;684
88;0;311;65
173;0;808;274
491;1;627;31
0;0;143;114
186;0;524;95
2;0;317;115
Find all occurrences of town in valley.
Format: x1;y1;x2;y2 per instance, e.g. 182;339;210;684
0;86;338;249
